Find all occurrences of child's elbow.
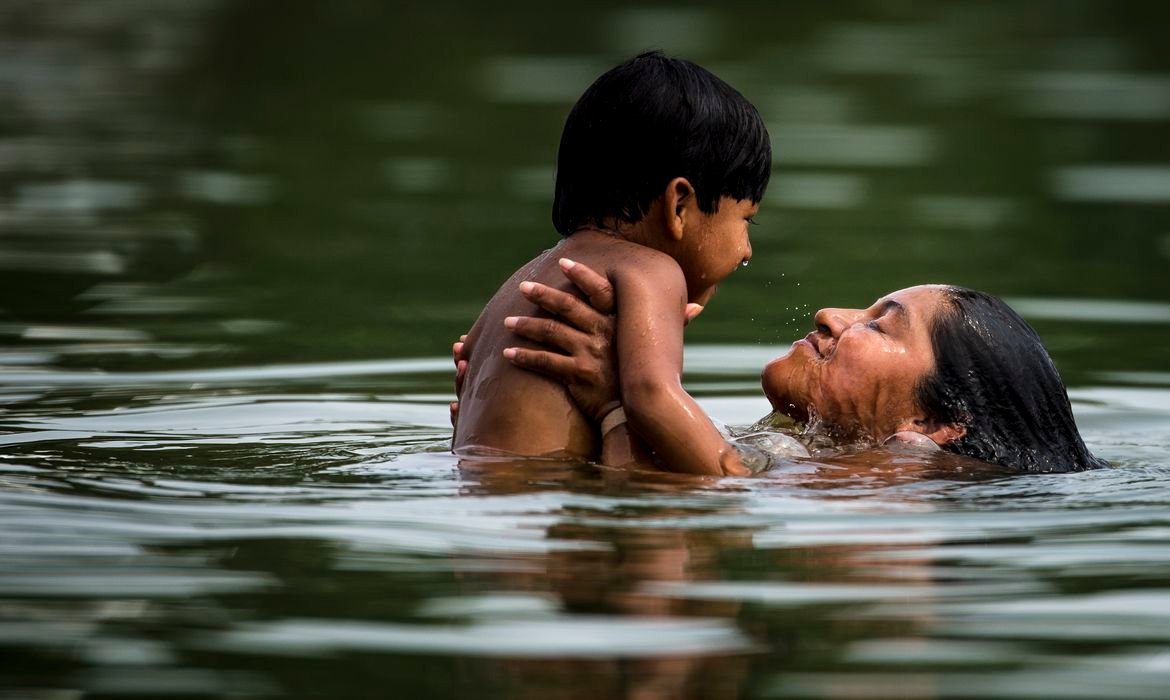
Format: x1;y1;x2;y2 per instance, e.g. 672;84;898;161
621;375;675;419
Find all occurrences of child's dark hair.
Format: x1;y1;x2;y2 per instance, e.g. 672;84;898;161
552;51;772;236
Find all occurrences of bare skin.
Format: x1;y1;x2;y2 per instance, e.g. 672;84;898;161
456;266;968;468
762;285;965;444
453;178;757;475
452;261;707;470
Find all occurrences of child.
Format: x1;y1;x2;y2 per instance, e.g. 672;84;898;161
453;52;771;475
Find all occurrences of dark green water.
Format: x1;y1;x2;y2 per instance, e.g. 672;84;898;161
3;1;1170;698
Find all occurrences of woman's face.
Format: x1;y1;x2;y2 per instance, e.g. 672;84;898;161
761;285;949;441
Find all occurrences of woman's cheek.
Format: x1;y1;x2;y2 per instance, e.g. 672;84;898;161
821;356;868;417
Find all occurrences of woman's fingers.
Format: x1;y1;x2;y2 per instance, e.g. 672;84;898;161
519;281;609;335
505;315;590;353
453;334;469;395
502;346;580;382
559;258;615;314
455;359;467;395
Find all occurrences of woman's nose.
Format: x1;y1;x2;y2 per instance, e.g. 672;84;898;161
814;307;862;336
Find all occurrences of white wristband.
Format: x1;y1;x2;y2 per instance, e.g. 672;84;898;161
600;406;627;436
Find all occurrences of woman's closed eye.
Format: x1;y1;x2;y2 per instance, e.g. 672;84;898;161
867;319;884;333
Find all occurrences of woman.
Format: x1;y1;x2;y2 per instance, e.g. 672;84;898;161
453;261;1106;474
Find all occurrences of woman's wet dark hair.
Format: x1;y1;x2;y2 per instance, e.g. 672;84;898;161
552;51;771;235
916;287;1108;473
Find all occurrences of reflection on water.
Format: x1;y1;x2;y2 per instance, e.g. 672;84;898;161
2;350;1169;697
3;1;1170;698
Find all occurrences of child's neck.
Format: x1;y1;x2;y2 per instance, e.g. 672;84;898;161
582;218;675;257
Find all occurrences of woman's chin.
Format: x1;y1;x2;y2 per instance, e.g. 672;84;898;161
762;353;813;421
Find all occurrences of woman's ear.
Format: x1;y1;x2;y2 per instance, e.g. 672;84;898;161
662;177;696;242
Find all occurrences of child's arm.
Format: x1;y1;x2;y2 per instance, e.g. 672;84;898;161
611;257;748;476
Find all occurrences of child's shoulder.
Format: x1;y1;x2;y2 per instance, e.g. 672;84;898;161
560;232;685;285
572;234;673;270
604;239;686;288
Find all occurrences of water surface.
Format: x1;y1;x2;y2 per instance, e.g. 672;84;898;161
3;1;1170;697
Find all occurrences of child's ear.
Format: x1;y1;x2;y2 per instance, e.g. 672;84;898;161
662;177;696;242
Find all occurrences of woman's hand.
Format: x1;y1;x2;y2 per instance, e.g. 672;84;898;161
450;334;468;429
449;258;619;427
502;258;619;423
450;257;704;428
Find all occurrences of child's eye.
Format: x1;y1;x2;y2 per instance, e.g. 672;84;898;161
746;217;759;226
867;320;883;333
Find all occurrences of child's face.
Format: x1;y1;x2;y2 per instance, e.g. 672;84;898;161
679;196;757;303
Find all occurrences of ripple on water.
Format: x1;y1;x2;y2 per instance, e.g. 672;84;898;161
0;355;1168;699
209;616;754;659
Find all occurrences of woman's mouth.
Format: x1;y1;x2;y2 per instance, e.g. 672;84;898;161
801;332;825;358
796;332;837;361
